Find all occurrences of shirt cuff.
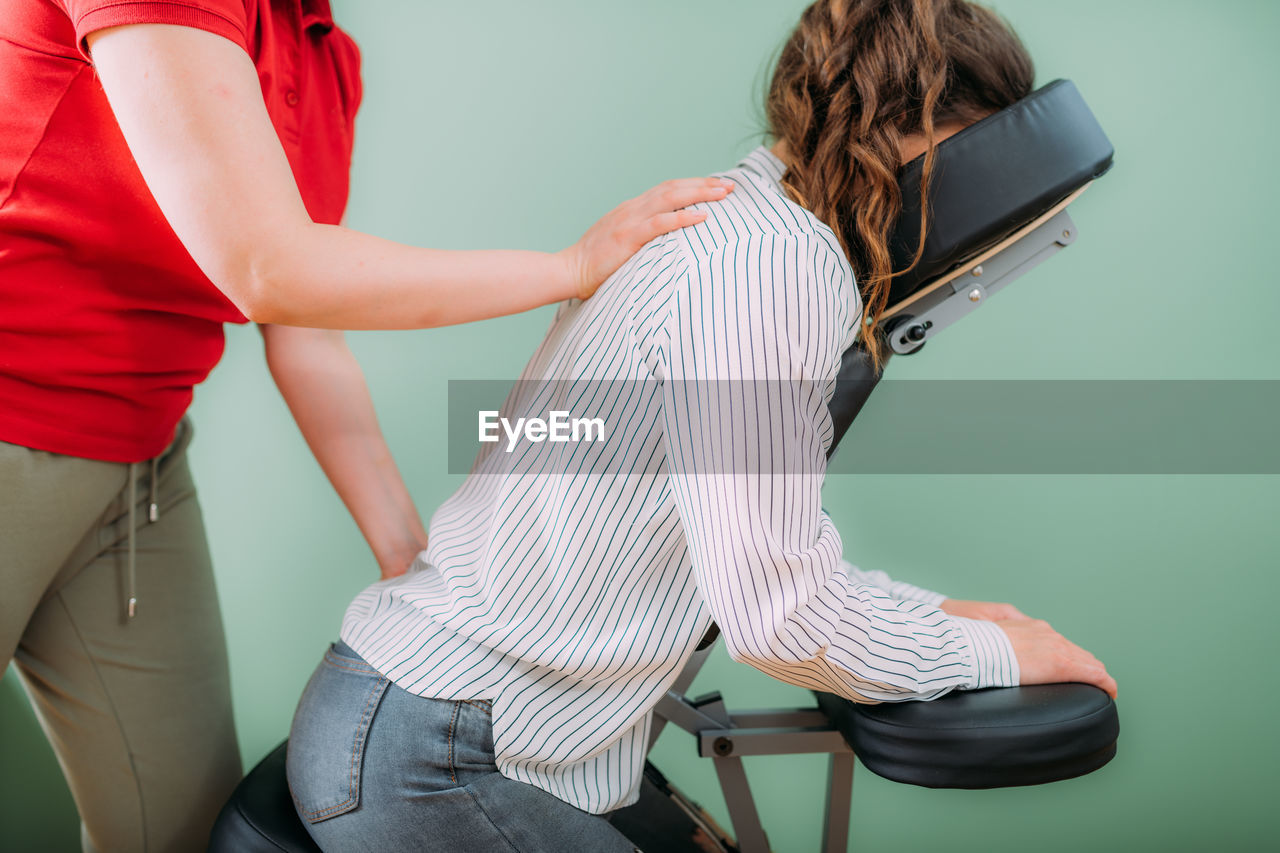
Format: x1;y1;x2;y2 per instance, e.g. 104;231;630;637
948;615;1020;689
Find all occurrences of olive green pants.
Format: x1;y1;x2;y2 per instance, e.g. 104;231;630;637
0;420;242;852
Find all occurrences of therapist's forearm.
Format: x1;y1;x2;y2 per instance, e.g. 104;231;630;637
263;325;427;578
249;224;573;329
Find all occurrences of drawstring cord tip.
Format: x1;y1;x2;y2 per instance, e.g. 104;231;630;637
149;503;159;523
127;598;137;619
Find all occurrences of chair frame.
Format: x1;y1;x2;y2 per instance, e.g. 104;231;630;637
651;640;856;853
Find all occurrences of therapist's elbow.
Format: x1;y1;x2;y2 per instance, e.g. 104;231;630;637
212;248;299;326
217;275;274;324
232;278;290;325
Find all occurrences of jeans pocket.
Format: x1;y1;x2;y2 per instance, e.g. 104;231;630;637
287;643;390;824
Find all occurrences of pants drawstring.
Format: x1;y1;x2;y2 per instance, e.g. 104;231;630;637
149;456;159;523
126;456;161;621
127;463;138;620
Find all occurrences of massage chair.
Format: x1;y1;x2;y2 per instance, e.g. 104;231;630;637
209;78;1118;853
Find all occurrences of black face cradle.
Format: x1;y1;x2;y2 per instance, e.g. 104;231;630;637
828;79;1115;455
886;78;1114;309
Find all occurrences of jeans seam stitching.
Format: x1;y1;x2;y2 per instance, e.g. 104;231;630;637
464;786;521;852
447;701;461;786
321;650;380;675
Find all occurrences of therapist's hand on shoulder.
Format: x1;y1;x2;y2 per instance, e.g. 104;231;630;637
560;177;734;301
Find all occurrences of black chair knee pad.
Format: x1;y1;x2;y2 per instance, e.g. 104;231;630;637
815;683;1119;789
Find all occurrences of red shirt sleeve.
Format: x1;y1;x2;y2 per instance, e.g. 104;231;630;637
54;1;250;59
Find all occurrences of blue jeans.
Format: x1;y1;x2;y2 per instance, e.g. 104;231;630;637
287;641;641;852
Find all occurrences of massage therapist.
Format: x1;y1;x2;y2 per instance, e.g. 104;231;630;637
0;2;731;849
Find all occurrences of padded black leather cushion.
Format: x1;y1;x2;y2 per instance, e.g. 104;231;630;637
208;741;321;853
815;684;1119;789
209;743;718;852
887;78;1114;307
827;337;884;455
827;80;1113;451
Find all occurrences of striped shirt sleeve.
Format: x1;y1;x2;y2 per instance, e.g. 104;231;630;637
659;232;1019;701
841;559;948;606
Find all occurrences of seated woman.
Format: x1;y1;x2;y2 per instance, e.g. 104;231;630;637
287;1;1118;850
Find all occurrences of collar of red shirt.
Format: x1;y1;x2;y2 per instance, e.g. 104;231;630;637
301;0;334;32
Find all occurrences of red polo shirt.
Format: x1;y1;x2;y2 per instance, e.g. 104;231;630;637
0;0;362;462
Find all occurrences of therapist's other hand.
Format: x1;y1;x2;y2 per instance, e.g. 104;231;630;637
380;559;411;581
998;617;1118;699
378;539;426;581
939;598;1027;622
560;177;734;301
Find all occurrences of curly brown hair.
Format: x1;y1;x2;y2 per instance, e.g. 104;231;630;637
767;0;1034;370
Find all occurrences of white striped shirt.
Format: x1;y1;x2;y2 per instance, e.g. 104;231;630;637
340;147;1019;814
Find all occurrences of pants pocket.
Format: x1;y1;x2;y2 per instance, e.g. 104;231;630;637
287;643;390;823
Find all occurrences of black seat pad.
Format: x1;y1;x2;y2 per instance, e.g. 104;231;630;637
208;741;321;853
815;684;1118;789
209;741;722;852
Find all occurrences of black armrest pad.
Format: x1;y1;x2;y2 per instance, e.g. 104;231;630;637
815;684;1119;789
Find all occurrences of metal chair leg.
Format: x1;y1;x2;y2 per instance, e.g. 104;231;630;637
712;755;771;853
822;752;855;853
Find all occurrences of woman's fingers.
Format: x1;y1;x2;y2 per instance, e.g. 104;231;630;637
1098;671;1119;699
564;176;733;300
646;209;710;235
626;178;731;246
643;178;735;213
999;617;1118;699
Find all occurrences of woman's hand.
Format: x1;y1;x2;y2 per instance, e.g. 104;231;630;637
558;178;734;301
939;598;1027;622
941;599;1116;698
997;617;1118;699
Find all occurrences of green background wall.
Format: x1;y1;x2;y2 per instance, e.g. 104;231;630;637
3;1;1277;850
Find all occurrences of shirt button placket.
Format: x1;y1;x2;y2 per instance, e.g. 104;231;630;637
278;1;303;145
